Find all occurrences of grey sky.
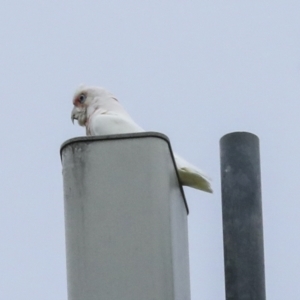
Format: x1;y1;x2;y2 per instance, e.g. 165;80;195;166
1;1;300;299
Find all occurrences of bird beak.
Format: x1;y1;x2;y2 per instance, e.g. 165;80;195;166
71;105;87;126
71;106;78;124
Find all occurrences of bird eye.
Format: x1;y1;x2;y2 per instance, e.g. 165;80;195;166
79;93;86;103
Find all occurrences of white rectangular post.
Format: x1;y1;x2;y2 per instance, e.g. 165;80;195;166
60;132;191;300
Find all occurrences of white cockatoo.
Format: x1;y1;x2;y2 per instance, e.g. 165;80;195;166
71;85;212;193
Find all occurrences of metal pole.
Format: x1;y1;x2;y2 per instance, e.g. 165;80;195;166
60;132;191;300
220;132;266;300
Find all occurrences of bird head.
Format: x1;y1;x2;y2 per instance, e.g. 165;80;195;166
71;85;122;128
71;85;102;126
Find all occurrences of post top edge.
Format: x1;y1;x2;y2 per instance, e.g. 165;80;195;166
60;132;170;155
220;131;259;142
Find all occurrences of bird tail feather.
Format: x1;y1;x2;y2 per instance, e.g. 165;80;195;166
174;154;213;193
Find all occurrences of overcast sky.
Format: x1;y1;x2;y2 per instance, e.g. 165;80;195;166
1;1;300;299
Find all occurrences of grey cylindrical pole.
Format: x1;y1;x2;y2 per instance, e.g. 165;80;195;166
60;133;191;300
220;132;266;300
